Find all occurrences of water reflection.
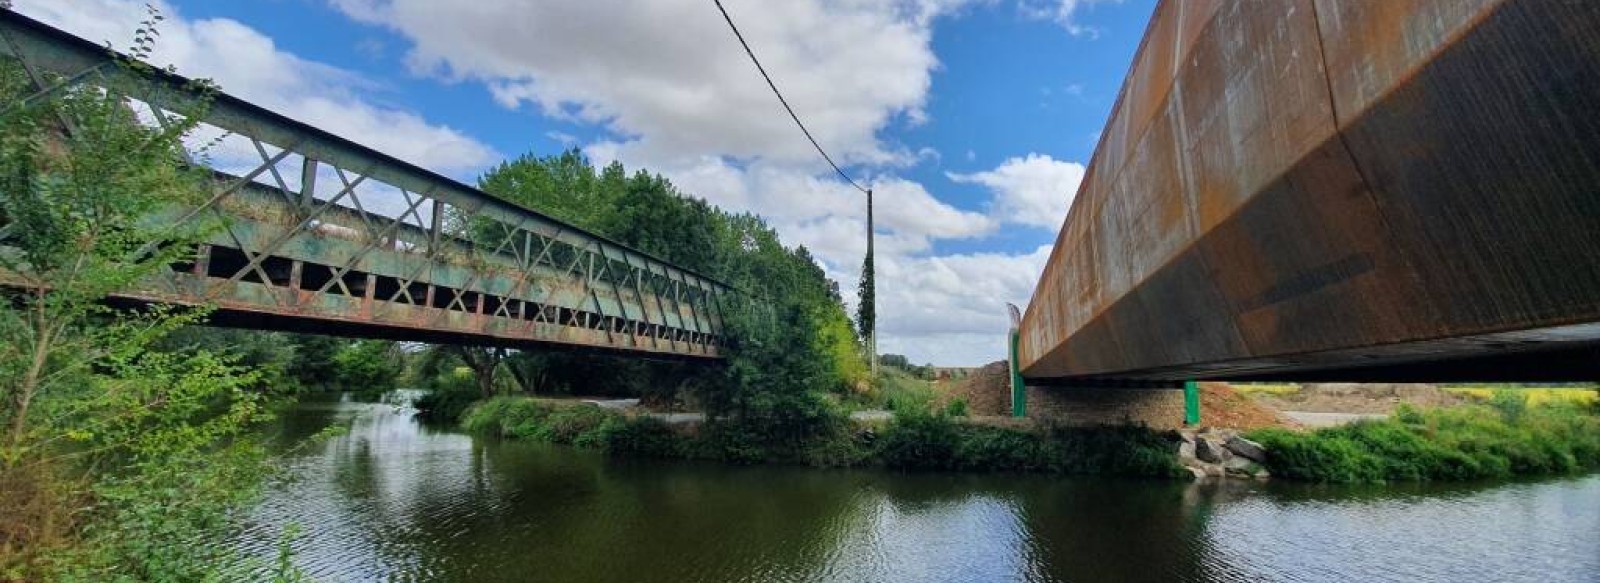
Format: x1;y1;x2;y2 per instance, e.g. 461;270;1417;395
229;395;1600;583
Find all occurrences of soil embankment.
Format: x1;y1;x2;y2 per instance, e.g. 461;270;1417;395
943;364;1293;430
1250;383;1466;414
941;361;1012;416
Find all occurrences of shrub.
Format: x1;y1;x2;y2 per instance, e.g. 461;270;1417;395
876;414;1182;477
1249;403;1600;483
540;405;613;444
1488;389;1528;422
877;413;960;470
594;417;683;458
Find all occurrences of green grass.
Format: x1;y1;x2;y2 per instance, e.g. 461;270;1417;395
875;413;1182;477
458;396;1181;478
1248;402;1600;483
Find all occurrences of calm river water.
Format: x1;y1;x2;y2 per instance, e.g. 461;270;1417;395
226;394;1600;582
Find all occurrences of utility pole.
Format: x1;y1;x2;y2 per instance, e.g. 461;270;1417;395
866;188;877;378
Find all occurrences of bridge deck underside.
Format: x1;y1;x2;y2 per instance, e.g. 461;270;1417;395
1020;0;1600;382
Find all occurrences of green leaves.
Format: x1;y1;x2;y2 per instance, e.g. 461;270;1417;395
474;148;869;412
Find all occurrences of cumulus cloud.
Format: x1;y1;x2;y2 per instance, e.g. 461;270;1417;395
949;153;1085;229
319;0;1081;365
1019;0;1120;37
328;0;964;167
845;245;1054;365
19;0;1087;365
12;0;499;176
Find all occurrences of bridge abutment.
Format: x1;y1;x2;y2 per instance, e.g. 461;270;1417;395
1023;386;1188;430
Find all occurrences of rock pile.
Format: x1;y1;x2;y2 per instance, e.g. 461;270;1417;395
1175;428;1270;480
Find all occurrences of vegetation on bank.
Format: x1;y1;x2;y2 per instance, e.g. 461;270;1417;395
1248;398;1600;484
455;396;1187;478
0;24;322;579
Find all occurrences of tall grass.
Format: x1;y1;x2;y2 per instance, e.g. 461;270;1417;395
1248;402;1600;483
460;396;1182;477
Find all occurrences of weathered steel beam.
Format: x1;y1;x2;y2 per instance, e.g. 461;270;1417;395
0;10;728;358
1021;0;1600;382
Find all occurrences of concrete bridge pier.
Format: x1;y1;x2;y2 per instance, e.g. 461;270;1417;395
1021;383;1191;431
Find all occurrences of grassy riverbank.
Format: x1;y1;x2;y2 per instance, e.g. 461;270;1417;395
453;388;1600;486
1248;400;1600;483
457;397;1186;478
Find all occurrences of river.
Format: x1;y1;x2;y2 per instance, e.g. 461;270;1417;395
225;393;1600;582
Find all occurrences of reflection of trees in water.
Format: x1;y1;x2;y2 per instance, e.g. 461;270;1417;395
373;448;874;583
1001;478;1237;582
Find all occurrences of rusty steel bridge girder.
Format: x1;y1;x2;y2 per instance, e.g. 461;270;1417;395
1021;0;1600;383
0;11;728;358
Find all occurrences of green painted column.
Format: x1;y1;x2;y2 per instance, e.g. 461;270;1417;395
1183;380;1201;426
1009;330;1026;417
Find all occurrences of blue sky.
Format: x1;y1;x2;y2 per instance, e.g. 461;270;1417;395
18;0;1156;365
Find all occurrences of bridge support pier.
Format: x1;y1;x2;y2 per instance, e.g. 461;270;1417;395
1184;381;1200;427
1022;385;1189;430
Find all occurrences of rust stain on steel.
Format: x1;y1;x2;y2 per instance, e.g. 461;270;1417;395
1021;0;1600;381
0;11;730;360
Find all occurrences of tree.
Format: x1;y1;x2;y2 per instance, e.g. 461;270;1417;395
0;19;287;577
857;247;874;360
472;149;867;410
0;43;217;447
331;339;401;392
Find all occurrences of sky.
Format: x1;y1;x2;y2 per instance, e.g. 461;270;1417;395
14;0;1156;366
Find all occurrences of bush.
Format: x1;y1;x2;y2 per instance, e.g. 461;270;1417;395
537;405;612;444
593;417;682;458
1248;403;1600;483
459;397;695;458
876;412;1182;477
876;413;961;470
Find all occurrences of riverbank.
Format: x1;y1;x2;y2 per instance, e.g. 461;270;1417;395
454;396;1186;478
227;396;1600;582
444;390;1600;485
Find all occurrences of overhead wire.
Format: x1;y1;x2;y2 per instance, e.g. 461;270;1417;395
711;0;870;195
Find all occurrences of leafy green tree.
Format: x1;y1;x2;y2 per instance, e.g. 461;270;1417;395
0;19;291;578
287;333;346;390
331;339;400;392
0;45;215;449
473;149;867;405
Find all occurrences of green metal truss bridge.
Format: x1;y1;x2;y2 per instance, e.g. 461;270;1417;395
0;11;728;359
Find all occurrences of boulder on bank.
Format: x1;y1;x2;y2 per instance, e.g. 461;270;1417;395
1195;437;1231;464
1225;436;1268;463
1176;428;1270;481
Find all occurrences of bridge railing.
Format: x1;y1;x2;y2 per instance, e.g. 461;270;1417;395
0;10;728;357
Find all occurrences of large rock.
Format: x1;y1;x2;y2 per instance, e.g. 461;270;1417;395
1178;440;1196;464
1222;456;1256;476
1225;436;1268;463
1195;438;1232;464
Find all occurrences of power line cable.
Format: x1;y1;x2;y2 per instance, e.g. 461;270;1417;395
712;0;869;194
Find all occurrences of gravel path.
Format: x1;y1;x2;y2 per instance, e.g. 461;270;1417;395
1281;411;1386;428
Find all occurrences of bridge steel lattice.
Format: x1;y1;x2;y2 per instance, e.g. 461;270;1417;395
0;11;727;358
1021;0;1600;383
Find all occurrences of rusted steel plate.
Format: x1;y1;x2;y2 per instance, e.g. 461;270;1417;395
1021;0;1600;381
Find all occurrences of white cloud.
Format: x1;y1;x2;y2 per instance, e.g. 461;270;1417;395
13;0;498;176
1019;0;1119;37
948;153;1085;229
848;245;1053;365
329;0;966;168
319;0;1079;365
